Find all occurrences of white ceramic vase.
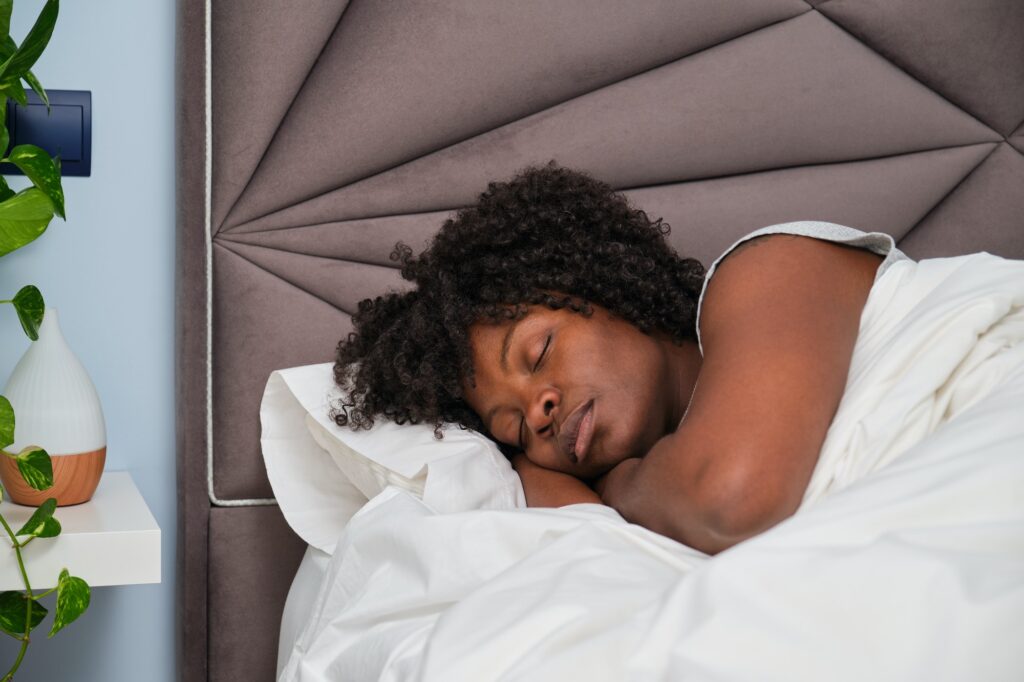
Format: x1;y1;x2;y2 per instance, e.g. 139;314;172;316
0;307;106;506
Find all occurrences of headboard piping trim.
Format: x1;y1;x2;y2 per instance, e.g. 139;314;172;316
204;0;278;508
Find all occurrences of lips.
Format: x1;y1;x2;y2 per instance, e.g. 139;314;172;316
558;399;595;464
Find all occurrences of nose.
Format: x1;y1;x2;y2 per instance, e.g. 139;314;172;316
524;386;560;439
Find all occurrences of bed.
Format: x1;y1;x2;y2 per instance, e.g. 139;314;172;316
175;1;1024;679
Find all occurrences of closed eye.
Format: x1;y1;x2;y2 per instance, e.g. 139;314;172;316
533;334;552;372
519;333;552;449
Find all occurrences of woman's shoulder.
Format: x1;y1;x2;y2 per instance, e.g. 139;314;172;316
698;233;884;348
694;222;910;355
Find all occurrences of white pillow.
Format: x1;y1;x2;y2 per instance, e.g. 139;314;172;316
260;362;525;554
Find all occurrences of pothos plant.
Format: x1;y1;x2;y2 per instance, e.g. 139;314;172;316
0;1;91;680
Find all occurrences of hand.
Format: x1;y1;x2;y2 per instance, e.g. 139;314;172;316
512;453;602;507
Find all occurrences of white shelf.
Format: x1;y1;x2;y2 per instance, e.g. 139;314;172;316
0;472;160;590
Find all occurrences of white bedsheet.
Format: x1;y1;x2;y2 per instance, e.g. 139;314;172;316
279;252;1024;681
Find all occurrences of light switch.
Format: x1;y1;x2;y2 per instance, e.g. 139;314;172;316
2;89;91;177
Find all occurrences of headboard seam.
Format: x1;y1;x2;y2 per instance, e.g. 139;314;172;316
204;0;278;508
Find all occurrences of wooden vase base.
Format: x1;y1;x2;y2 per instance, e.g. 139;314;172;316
0;447;106;507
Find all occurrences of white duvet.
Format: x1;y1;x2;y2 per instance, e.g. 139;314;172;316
279;252;1024;682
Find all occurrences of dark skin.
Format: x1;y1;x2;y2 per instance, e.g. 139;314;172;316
462;234;884;555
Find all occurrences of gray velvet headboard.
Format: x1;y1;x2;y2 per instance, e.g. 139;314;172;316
176;1;1024;679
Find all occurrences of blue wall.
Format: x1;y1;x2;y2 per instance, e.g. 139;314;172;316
0;1;176;680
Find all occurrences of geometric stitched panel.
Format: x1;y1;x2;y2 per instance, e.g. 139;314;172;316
816;0;1024;136
208;0;1024;503
216;0;813;232
223;10;1002;236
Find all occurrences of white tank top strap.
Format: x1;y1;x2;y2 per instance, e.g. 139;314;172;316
695;221;912;355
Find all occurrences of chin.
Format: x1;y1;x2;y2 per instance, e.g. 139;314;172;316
584;401;662;473
593;426;652;472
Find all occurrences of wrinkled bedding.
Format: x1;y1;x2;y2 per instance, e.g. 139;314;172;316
279;252;1024;681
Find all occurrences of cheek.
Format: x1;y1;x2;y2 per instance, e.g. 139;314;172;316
595;341;667;456
597;335;662;394
460;378;496;433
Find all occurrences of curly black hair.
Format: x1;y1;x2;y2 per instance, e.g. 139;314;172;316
331;162;706;441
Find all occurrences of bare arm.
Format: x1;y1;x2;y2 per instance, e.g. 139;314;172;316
600;235;883;554
512;453;603;507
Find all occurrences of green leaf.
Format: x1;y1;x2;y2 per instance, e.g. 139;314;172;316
49;569;89;637
5;144;63;218
0;76;25;105
14;445;52;490
0;0;58;82
0;38;46;109
0;176;11;203
15;497;60;538
0;395;11;449
12;284;44;340
0;37;49;109
0;0;11;39
0;591;47;637
0;187;55;257
0;123;8;158
23;69;47;110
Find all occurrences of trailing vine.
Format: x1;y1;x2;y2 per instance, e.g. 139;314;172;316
0;2;91;679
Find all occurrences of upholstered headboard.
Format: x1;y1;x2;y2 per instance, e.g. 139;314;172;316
176;1;1024;679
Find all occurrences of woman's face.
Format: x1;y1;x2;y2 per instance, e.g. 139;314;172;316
461;302;694;479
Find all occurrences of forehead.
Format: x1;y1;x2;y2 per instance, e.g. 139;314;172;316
466;308;529;370
467;303;567;352
467;319;512;358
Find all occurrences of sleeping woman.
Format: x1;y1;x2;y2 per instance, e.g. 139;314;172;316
331;163;901;556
